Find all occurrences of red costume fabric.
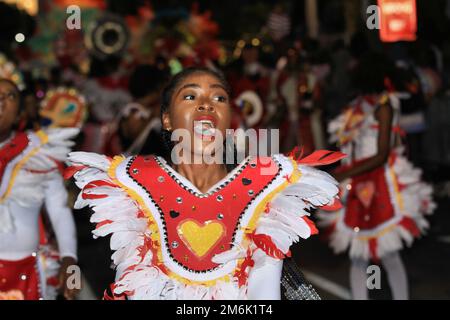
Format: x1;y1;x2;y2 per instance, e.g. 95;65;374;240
0;256;41;300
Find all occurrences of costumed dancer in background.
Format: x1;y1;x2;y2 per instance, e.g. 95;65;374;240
318;53;436;300
0;56;79;300
226;42;270;131
275;41;329;154
67;67;343;300
117;64;169;157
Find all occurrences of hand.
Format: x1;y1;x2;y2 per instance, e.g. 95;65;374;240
57;256;79;300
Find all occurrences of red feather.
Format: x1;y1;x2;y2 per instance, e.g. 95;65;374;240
64;165;86;179
82;192;108;200
320;198;343;211
95;220;113;230
82;180;117;199
297;150;346;166
249;233;287;259
137;236;154;263
399;217;421;237
302;216;319;235
103;284;126;300
82;180;118;199
287;146;302;158
84;180;118;190
235;249;254;287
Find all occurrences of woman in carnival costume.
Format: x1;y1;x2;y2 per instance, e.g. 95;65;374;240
67;67;344;300
0;54;80;300
318;53;436;300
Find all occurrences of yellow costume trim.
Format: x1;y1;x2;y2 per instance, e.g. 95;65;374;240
0;131;49;204
35;130;49;144
356;223;397;241
388;165;405;211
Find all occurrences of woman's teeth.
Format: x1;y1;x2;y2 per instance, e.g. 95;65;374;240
194;120;216;137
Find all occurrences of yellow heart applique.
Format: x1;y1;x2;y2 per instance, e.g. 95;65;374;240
177;220;225;258
356;181;376;209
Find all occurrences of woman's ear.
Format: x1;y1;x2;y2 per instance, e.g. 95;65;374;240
162;112;172;131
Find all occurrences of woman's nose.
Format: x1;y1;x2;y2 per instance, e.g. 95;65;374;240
197;101;215;112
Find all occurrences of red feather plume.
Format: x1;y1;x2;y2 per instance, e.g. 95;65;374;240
249;233;288;259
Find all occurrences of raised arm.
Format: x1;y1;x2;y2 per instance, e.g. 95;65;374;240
334;101;393;182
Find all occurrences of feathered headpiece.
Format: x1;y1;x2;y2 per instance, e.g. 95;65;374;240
0;53;25;91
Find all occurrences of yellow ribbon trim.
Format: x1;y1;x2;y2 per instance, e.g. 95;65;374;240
356;223;397;241
0;130;48;204
388;165;404;211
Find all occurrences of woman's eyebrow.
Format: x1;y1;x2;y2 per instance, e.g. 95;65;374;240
210;84;227;91
176;83;200;95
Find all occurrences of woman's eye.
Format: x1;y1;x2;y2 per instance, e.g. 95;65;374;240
213;96;227;103
184;94;195;100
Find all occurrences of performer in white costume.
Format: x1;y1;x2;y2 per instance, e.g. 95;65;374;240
318;54;435;300
0;55;79;300
68;67;343;300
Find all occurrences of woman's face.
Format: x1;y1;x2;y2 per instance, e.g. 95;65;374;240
162;72;231;158
0;80;20;137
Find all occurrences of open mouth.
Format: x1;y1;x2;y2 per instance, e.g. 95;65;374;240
193;117;217;140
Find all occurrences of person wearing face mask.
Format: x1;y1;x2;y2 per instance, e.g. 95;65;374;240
0;56;79;300
67;67;343;300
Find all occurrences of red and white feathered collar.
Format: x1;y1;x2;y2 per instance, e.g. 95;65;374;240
69;150;343;299
111;154;289;283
